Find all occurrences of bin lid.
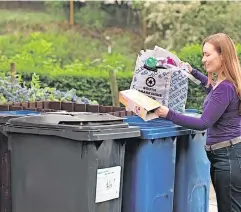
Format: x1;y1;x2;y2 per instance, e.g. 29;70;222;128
0;110;40;115
124;116;188;139
7;113;127;129
124;109;202;139
4;113;140;141
0;110;40;124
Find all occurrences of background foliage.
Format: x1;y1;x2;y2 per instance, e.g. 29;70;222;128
1;0;241;110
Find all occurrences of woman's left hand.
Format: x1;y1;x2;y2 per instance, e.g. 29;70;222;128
154;105;169;118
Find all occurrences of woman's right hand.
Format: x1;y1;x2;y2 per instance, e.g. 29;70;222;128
180;61;192;74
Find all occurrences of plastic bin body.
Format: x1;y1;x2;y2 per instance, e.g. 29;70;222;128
0;110;40;212
123;113;210;212
4;114;140;212
10;134;125;212
0;128;11;212
173;131;210;212
122;137;176;212
122;116;190;212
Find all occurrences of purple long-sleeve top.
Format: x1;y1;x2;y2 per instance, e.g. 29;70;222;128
166;69;241;145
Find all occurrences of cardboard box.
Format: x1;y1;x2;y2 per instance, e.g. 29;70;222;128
119;89;162;121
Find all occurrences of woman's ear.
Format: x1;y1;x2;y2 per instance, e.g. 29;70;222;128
220;54;223;61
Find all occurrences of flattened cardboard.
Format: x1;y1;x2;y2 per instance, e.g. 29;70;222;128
119;89;162;121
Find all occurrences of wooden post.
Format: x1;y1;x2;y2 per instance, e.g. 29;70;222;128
109;70;120;107
69;0;74;26
142;11;147;49
10;62;16;82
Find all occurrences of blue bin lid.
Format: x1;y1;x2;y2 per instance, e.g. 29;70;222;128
0;110;40;116
0;110;41;124
124;109;201;139
185;109;201;114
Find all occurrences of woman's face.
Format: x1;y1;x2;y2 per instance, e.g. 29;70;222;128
202;42;222;74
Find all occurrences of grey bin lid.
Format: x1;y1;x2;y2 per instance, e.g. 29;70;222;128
7;113;127;129
4;113;140;141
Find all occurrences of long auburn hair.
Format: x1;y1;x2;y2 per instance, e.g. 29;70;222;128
202;33;241;99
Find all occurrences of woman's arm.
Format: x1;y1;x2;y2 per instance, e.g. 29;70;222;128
166;83;233;130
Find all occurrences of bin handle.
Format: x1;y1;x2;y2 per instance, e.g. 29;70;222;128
58;120;122;126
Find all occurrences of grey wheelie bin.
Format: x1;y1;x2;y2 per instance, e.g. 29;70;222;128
3;113;140;212
0;110;40;212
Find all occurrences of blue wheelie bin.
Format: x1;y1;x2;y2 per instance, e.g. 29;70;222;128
122;110;210;212
122;116;190;212
0;110;40;212
173;110;210;212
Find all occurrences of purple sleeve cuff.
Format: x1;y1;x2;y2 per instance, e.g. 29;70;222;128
191;68;212;93
166;108;175;121
191;68;198;76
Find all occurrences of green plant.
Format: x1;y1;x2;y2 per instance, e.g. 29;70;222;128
0;31;136;77
75;2;110;29
35;75;132;106
0;72;98;104
44;1;68;17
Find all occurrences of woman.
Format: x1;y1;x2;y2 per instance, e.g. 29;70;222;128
155;33;241;212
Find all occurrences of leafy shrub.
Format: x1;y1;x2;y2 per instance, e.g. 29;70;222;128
0;73;97;104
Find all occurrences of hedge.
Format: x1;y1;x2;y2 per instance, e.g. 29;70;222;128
46;43;241;110
2;38;241;110
17;43;209;110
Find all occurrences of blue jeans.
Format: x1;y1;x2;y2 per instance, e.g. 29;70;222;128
206;143;241;212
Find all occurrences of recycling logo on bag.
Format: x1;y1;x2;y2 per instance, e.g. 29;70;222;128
146;77;156;87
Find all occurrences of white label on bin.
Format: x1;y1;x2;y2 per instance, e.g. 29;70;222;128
95;166;121;203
